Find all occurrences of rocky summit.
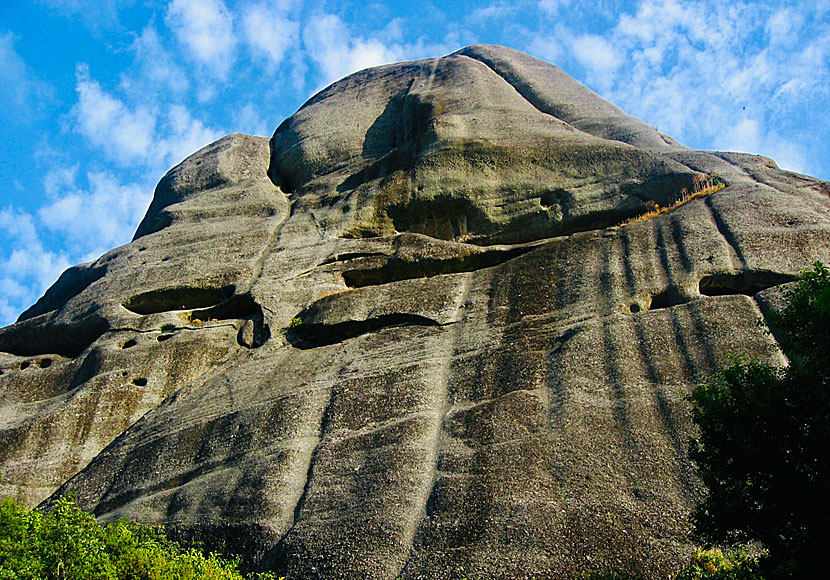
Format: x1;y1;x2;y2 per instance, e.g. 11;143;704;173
1;45;829;579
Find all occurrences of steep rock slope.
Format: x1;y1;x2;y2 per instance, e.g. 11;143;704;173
1;45;829;579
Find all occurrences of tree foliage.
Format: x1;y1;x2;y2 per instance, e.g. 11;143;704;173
689;262;830;578
0;494;280;580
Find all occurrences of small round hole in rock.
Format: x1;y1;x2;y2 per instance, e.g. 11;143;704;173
122;339;137;349
19;361;30;370
38;358;52;368
157;334;173;342
630;303;641;314
132;378;148;386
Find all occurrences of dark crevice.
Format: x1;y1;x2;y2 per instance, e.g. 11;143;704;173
123;285;235;315
286;313;440;349
318;252;389;266
188;294;270;349
342;246;535;288
635;271;795;314
649;288;689;310
0;315;108;358
698;271;795;297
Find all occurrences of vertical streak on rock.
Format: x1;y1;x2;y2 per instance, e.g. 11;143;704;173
750;294;790;366
655;222;676;290
394;271;473;579
631;315;698;499
240;188;292;295
703;195;745;270
599;233;620;313
600;317;641;479
287;383;337;532
263;380;334;570
669;215;695;274
619;228;638;296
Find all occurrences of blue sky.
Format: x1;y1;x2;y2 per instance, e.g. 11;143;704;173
1;0;829;326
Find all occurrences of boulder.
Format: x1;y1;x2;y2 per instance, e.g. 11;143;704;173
1;45;829;579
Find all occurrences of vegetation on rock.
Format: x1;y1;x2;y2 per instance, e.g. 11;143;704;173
689;262;829;578
0;494;280;580
622;173;725;225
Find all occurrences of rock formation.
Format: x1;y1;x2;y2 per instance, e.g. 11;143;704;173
1;45;829;579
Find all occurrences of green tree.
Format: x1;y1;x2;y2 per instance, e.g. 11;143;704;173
689;262;830;578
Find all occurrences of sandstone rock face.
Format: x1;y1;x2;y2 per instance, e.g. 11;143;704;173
1;45;829;579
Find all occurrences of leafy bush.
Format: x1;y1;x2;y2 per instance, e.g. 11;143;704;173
0;495;280;580
674;548;764;580
689;262;830;578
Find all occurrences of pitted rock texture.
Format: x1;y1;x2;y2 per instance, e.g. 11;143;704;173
1;45;830;579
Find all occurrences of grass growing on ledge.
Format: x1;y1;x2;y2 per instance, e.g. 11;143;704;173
622;173;725;226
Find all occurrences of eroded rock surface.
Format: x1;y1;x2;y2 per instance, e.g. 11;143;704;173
2;45;829;579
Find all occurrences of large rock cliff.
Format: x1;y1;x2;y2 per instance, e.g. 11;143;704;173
1;45;829;579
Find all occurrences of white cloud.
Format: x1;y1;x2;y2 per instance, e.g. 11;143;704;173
471;1;519;23
302;14;405;87
72;64;157;166
165;0;237;80
721;118;808;174
35;0;135;32
242;2;299;69
123;25;189;95
234;103;270;136
572;34;622;74
71;65;222;171
37;170;152;257
0;207;71;325
158;105;224;167
538;0;571;15
545;0;830;177
43;165;78;199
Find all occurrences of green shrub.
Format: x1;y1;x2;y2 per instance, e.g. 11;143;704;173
689;262;830;578
0;495;280;580
674;548;764;579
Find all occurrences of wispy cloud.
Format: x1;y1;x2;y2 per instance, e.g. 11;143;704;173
0;207;71;324
72;64;222;170
35;0;136;33
165;0;237;80
538;0;572;16
572;34;621;74
123;25;190;95
159;104;223;167
72;64;157;166
242;1;300;70
302;14;404;86
0;32;53;126
37;170;152;258
531;0;830;175
470;1;521;23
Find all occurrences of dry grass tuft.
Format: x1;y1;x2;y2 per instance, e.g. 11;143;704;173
622;173;725;226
